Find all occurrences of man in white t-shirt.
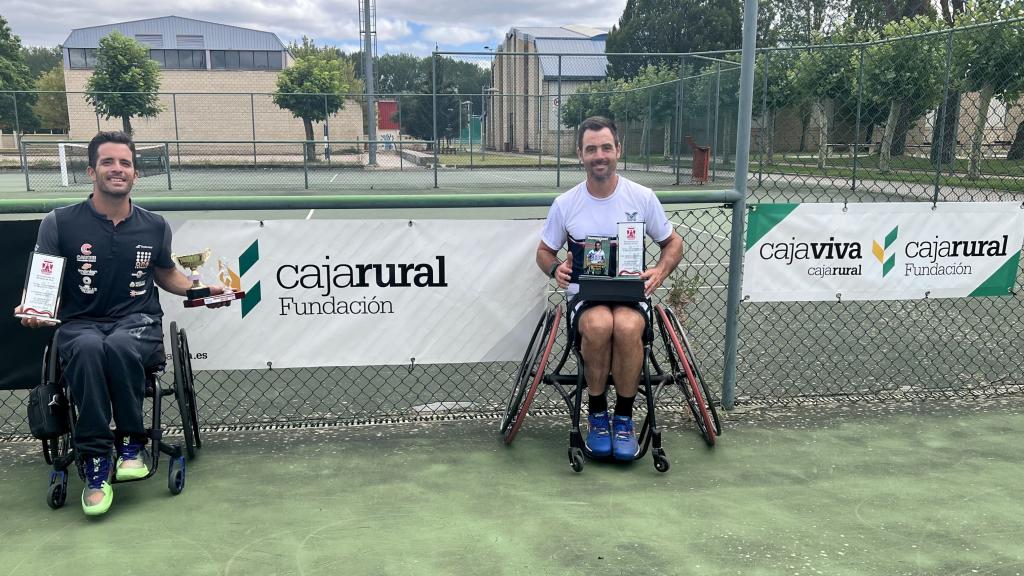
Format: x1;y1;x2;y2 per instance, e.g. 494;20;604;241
536;116;683;461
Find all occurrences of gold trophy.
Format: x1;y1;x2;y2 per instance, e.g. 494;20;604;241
173;249;246;308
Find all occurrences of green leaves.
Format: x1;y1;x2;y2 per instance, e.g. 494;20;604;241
84;32;162;132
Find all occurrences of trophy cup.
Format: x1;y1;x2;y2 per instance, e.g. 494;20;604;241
173;249;246;308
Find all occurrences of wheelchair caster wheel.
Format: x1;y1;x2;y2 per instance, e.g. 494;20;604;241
569;448;585;473
653;450;670;473
168;457;186;495
47;476;67;509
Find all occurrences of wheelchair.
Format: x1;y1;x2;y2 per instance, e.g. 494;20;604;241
500;299;721;473
39;321;201;509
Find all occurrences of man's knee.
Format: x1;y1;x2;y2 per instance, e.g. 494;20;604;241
579;306;614;343
612;307;645;344
103;331;144;363
61;333;105;363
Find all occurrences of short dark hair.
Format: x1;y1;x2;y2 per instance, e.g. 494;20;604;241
87;131;136;169
576;116;619;150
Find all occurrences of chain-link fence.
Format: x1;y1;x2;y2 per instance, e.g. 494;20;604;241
2;18;1023;439
0;207;730;438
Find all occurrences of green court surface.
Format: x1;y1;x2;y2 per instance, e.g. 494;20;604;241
2;396;1023;576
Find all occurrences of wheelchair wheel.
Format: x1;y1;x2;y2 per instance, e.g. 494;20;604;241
670;309;722;437
47;471;68;509
178;326;202;451
656;305;717;447
170;322;197;460
168;456;185;495
501;307;561;445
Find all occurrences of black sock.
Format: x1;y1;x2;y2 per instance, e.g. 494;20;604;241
588;392;608;415
614;394;636;419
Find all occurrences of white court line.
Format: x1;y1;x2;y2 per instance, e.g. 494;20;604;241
675;222;728;240
330;173;339;183
305;209;315;220
492;174;529;183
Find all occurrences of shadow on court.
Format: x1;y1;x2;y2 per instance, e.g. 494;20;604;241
1;395;1023;576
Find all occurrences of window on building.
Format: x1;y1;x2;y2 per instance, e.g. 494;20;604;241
68;48;87;69
209;50;283;71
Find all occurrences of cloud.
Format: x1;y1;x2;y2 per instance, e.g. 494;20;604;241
6;0;626;50
422;26;489;45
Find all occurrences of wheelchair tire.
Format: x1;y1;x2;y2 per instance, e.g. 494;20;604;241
47;481;66;509
168;456;186;495
170;322;197;460
656;305;716;447
669;309;722;437
502;307;561;445
178;326;203;451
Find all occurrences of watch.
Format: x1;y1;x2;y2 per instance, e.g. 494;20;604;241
548;261;560;278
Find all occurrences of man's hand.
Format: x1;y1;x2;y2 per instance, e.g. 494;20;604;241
13;305;58;328
640;265;670;298
205;284;233;309
554;252;573;289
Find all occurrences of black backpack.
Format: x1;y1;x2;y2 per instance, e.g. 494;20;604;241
27;381;69;440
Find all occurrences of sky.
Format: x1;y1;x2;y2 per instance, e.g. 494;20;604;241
4;0;627;55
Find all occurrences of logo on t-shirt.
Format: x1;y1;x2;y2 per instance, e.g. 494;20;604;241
135;251;152;270
624;211;639;222
80;243;92;255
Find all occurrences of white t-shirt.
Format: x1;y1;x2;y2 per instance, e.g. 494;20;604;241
540;175;673;294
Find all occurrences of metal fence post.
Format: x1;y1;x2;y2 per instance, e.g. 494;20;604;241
303;141;309;189
432;54;438;188
20;139;31;192
646;89;653;171
723;0;760;410
324;94;331;166
713;61;721;182
758;50;770;187
675;56;685;185
852;45;865;192
250;93;257;167
164;142;172;190
172;93;181;166
557;55;562;188
933;30;955;204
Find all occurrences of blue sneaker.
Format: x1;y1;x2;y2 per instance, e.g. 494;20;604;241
612;416;640;461
586;411;612;457
82;455;113;516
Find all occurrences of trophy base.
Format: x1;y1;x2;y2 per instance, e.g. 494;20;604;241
186;286;212;300
14;313;61;325
183;290;246;308
577;276;645;303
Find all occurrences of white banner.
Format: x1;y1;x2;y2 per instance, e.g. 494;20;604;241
161;219;548;369
743;202;1024;302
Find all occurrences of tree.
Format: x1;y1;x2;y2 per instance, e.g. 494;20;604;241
954;0;1024;177
33;65;68;131
0;15;39;138
605;0;742;79
561;78;621;130
400;56;488;145
791;29;862;168
752;50;798;163
862;15;945;172
274;53;360;161
375;54;426;94
85;32;161;135
611;64;681;158
21;45;62;78
931;0;968;166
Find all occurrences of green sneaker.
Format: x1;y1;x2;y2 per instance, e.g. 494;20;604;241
115;441;149;481
82;456;113;516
